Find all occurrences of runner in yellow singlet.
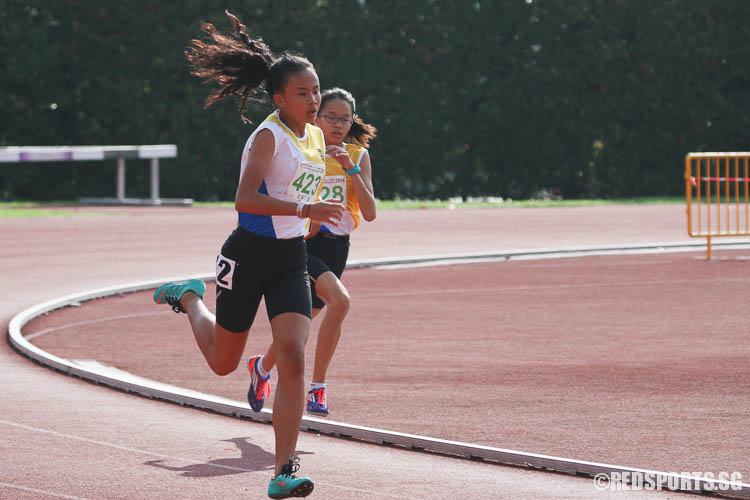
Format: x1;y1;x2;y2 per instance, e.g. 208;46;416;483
248;88;377;417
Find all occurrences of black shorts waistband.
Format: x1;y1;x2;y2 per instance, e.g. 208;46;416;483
314;232;350;241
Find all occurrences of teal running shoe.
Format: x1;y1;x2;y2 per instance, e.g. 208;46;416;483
153;279;205;313
268;458;313;499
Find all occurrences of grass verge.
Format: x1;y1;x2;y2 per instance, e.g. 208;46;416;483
1;197;684;218
196;196;683;210
0;202;104;218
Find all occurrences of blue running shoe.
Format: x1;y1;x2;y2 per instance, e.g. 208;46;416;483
268;458;314;499
247;355;271;412
153;279;205;313
306;387;329;416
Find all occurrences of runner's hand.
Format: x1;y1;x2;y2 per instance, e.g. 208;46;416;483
308;201;344;225
326;145;353;170
305;220;322;240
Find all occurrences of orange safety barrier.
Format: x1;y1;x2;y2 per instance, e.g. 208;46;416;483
685;152;750;259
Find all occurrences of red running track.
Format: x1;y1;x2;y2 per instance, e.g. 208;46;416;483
4;204;742;499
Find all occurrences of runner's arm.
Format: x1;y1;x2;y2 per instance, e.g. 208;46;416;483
350;151;376;221
236;129;343;224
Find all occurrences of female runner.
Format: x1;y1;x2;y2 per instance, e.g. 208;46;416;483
153;11;342;499
247;87;377;417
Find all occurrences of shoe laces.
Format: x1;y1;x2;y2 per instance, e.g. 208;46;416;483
251;361;270;398
164;286;185;313
309;388;326;405
255;378;269;399
279;457;301;477
167;301;183;314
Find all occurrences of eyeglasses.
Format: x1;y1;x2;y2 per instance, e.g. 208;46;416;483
318;114;353;126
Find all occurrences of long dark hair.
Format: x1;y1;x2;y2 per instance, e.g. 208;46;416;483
185;10;315;122
320;88;377;148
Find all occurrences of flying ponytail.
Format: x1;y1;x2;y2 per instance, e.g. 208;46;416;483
185;10;315;123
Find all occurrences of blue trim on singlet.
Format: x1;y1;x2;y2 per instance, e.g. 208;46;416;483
237;180;277;238
319;225;332;233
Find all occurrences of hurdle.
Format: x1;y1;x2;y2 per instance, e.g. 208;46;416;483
0;145;192;206
685;152;750;259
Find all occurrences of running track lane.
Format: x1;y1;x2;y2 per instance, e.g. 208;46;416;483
2;205;720;499
24;251;750;478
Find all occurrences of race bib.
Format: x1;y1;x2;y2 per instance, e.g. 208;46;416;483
287;160;325;202
320;175;347;205
216;253;236;290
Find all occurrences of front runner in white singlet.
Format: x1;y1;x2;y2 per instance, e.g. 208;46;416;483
152;11;343;499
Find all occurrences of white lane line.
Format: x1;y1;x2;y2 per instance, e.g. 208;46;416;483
0;419;408;499
0;418;257;473
368;242;750;270
0;482;91;500
356;276;750;299
25;312;162;340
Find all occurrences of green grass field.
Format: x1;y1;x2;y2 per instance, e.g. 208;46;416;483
0;197;684;219
194;196;683;210
372;196;683;209
0;202;106;218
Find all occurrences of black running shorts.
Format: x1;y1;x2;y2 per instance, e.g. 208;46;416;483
305;231;350;309
215;227;311;333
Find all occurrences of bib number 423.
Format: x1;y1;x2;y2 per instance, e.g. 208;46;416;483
287;161;325;202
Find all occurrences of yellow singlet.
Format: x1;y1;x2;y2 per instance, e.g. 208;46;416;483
317;143;367;235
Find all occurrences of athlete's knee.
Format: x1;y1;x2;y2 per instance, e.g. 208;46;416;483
275;344;305;378
211;358;241;377
211;348;244;375
273;331;306;366
326;286;350;316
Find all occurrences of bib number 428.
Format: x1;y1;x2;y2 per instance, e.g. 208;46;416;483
320;175;347;204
